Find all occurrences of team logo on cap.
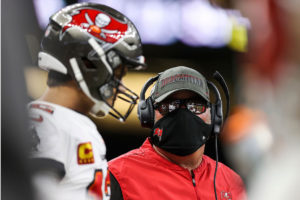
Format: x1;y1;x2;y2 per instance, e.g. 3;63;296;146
77;142;95;165
61;8;128;43
160;74;204;89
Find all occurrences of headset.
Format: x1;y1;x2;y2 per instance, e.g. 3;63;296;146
137;70;230;200
137;75;159;128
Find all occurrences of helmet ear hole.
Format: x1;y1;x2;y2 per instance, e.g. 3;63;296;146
99;83;114;100
107;50;122;69
81;57;97;70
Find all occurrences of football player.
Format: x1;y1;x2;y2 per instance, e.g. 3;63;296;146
28;2;145;200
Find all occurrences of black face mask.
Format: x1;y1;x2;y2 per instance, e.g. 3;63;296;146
151;109;212;156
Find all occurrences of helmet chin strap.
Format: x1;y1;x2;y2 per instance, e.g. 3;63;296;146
69;57;111;117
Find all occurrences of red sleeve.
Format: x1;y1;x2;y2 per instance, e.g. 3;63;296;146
219;163;247;200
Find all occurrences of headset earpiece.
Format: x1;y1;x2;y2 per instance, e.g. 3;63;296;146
137;75;159;128
138;97;155;128
207;71;230;136
207;81;223;135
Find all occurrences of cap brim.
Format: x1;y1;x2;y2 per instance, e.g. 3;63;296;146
154;88;209;103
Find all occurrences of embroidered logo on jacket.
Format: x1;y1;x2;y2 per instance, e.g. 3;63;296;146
77;142;95;164
221;191;232;200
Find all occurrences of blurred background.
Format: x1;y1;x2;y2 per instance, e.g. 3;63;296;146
2;0;300;199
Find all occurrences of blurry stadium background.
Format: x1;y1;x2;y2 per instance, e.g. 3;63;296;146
2;0;300;199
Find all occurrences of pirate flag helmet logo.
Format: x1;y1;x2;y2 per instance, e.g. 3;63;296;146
61;8;129;44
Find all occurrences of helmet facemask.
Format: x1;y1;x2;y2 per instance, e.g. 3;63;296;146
107;76;139;122
69;38;140;121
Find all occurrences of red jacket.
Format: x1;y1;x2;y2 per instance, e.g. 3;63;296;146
109;138;246;200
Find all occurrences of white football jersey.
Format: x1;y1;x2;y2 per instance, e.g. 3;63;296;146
28;100;110;200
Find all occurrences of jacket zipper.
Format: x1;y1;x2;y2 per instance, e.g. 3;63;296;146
191;170;196;186
191;170;200;200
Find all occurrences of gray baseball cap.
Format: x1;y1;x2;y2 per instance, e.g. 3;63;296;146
151;66;210;103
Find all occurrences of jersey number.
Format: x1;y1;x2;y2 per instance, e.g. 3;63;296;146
87;169;111;199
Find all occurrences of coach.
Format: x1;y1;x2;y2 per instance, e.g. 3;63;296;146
109;66;247;200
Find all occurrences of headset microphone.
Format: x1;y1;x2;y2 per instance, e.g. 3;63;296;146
210;71;230;200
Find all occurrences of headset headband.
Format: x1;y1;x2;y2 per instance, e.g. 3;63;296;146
140;75;159;101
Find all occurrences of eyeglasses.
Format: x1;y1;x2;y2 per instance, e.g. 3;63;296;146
154;99;210;116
